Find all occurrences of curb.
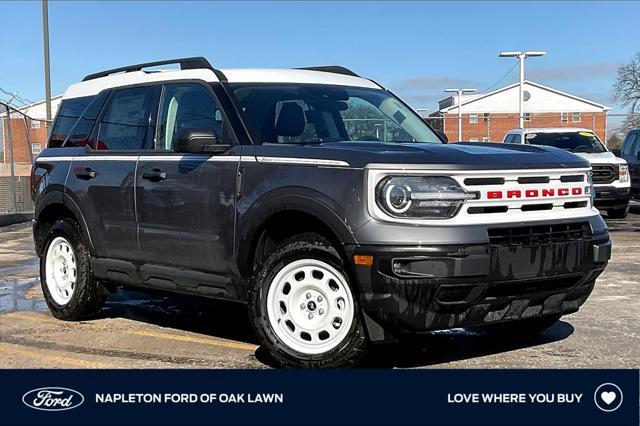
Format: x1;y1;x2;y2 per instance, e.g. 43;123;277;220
0;212;33;227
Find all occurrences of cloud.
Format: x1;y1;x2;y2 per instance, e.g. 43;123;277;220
393;76;481;92
527;62;619;81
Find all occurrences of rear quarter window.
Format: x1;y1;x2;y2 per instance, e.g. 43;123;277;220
49;96;93;147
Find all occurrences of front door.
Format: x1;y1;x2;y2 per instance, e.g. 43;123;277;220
135;82;239;278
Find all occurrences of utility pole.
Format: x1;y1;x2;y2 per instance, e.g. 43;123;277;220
445;88;476;142
42;0;52;123
499;51;546;128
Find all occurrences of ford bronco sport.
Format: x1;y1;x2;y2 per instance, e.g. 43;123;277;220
32;57;611;368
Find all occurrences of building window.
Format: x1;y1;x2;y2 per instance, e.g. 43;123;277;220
483;113;490;123
482;137;489;142
561;112;568;122
31;120;41;129
524;113;531;122
469;114;478;124
32;143;42;155
469;138;479;142
572;112;581;122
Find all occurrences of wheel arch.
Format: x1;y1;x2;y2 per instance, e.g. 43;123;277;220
236;193;357;279
34;192;94;256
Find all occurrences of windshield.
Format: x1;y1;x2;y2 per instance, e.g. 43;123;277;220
227;84;441;144
525;131;606;153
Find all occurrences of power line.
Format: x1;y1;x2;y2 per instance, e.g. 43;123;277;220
0;87;35;107
477;61;519;94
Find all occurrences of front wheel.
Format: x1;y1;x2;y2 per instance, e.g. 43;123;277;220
250;233;368;368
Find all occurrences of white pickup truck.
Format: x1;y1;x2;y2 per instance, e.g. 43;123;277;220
503;128;631;218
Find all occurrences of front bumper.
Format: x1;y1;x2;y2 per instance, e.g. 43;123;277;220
594;186;630;210
347;218;610;339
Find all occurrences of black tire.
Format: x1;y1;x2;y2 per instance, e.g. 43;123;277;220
606;203;629;219
249;233;368;368
479;314;562;337
40;218;107;320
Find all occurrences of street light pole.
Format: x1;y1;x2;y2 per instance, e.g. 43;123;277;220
499;51;546;128
42;0;52;123
445;88;476;142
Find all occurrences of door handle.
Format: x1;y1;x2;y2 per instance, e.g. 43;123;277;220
142;169;167;181
74;167;96;180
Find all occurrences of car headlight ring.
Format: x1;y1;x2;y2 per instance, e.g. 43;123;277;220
376;176;477;219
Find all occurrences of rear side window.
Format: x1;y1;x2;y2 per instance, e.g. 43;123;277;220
513;134;522;144
49;96;93;147
504;134;514;144
96;86;157;150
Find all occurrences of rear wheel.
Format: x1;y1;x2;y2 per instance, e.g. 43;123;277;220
606;203;629;219
40;219;107;320
250;233;368;368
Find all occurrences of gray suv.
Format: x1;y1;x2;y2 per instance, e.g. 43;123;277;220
32;57;611;367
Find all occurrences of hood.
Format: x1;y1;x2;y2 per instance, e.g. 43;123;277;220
296;141;591;170
572;151;628;165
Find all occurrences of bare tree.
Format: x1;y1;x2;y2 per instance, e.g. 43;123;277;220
613;52;640;113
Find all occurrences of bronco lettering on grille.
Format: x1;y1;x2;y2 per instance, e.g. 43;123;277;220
486;187;583;199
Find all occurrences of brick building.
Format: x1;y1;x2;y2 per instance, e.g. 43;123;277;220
0;96;62;176
429;81;610;143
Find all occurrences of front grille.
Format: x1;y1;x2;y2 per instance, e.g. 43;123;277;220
591;164;618;184
488;222;591;246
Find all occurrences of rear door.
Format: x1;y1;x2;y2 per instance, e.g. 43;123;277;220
135;82;240;279
67;85;159;260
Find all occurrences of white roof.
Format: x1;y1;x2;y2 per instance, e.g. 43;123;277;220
438;81;610;114
63;67;379;99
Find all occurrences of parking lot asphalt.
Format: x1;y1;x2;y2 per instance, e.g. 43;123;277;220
0;204;638;369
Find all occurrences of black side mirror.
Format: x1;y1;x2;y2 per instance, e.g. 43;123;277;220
174;128;230;154
637;151;640;160
435;129;448;143
610;148;621;157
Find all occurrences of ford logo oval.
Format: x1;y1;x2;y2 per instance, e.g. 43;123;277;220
22;387;84;411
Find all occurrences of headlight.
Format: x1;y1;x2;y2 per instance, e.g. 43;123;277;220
619;164;629;183
375;176;477;219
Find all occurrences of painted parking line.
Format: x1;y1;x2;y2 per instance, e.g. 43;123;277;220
4;311;257;351
126;329;257;351
0;341;116;368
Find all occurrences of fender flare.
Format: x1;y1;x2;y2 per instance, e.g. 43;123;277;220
33;190;95;256
236;189;357;275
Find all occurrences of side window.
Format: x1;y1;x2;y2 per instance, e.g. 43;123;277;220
156;83;225;151
96;86;156;150
504;134;513;144
622;133;638;156
49;96;93;147
513;134;522;144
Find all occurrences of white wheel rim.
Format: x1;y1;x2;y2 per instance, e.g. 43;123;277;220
44;236;78;306
266;259;355;355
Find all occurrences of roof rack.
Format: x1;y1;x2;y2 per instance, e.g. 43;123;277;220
81;56;226;82
297;66;360;78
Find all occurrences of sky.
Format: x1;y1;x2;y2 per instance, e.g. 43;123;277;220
0;1;639;113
